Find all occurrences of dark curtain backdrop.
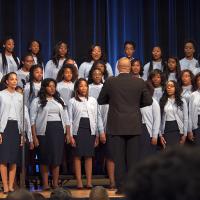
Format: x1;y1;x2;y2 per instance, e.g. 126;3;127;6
0;0;200;73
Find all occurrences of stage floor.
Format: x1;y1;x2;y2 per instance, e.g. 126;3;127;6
0;189;125;199
0;178;126;199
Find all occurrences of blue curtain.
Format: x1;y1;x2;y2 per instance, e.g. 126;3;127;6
106;0;200;70
0;0;200;71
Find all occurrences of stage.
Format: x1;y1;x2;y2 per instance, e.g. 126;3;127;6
0;189;125;199
0;177;126;199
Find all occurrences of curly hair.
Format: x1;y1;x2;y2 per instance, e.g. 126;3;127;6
88;68;103;85
124;40;136;50
148;46;166;74
50;188;72;200
1;37;20;73
89;186;109;200
131;59;144;77
194;72;200;90
27;39;44;66
62;57;75;66
51;41;69;67
88;60;108;84
0;75;6;91
0;72;17;91
38;78;65;108
7;189;34;200
181;69;195;91
86;44;107;63
163;56;181;83
125;146;200;200
74;78;89;102
56;63;78;83
160;80;183;115
148;69;166;90
19;53;33;69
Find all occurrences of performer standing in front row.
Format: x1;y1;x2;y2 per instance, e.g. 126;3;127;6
0;72;23;194
140;82;160;159
160;80;188;148
30;78;70;190
68;78;104;189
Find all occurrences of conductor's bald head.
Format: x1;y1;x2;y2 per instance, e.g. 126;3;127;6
117;57;131;73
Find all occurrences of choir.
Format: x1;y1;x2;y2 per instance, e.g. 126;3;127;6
0;38;200;192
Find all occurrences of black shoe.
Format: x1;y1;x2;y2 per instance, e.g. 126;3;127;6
43;186;51;191
52;185;60;190
85;185;93;190
107;184;116;190
76;186;84;190
115;188;124;195
3;191;9;195
8;189;15;194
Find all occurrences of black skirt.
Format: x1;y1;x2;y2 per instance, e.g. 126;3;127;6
164;121;182;147
37;121;65;165
72;118;96;157
139;124;157;160
0;120;20;164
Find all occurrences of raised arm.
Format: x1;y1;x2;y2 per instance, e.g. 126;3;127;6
97;79;111;105
140;81;153;108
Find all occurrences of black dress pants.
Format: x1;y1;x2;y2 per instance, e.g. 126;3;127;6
108;135;140;189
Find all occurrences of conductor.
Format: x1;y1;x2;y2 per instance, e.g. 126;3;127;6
98;57;152;194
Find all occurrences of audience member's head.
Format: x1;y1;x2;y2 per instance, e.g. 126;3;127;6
7;189;34;200
125;146;200;200
89;186;109;200
50;188;72;200
33;192;46;200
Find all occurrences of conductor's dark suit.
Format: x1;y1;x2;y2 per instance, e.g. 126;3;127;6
98;73;152;190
